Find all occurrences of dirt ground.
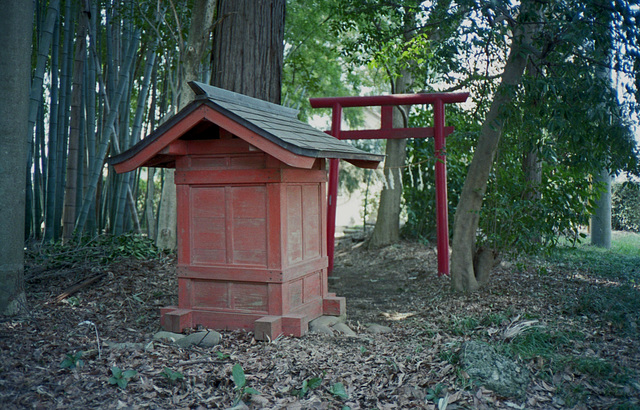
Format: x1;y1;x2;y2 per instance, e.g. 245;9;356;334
1;235;639;409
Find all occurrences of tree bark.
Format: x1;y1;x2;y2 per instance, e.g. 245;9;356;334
591;169;612;248
211;0;285;103
367;3;417;248
368;74;411;248
63;5;89;241
0;0;34;315
450;0;541;292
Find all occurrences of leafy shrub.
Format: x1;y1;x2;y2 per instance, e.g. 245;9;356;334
612;181;640;232
402;105;597;255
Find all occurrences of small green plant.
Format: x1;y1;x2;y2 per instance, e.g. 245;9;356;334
438;348;460;365
161;367;184;382
232;363;260;405
65;296;81;307
60;352;84;369
291;374;324;398
425;383;445;401
108;366;137;389
216;351;230;360
329;382;349;399
360;346;367;354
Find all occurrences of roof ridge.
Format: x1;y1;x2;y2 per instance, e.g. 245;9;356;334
189;81;299;118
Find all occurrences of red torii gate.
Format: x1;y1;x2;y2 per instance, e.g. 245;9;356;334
310;92;469;276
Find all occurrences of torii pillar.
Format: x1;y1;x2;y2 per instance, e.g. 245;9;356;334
310;92;469;276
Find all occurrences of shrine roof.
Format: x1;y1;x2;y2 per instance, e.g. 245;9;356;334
107;82;383;172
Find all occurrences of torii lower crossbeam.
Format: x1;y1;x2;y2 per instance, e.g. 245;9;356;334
310;92;469;276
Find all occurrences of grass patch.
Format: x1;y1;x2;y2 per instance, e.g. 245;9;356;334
565;356;614;379
571;284;640;334
505;327;573;363
551;231;640;281
449;316;480;336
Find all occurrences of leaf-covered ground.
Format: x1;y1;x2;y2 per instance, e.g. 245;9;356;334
1;233;639;409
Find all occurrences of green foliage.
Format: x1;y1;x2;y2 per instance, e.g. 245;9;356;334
216;351;230;360
291;373;324;398
231;363;260;405
401;0;640;260
60;352;84;370
283;0;371;123
425;383;445;401
328;382;349;399
402;106;476;242
438;346;460;365
161;367;184;382
108;366;137;389
612;181;640;232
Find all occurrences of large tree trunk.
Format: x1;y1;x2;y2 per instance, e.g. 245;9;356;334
155;0;216;250
211;0;285;103
450;0;541;292
0;0;34;315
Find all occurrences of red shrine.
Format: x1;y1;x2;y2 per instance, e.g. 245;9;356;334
108;82;382;340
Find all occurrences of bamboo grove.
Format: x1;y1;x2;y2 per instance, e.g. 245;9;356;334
26;0;198;243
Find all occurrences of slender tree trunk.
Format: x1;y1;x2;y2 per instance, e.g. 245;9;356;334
367;3;417;248
84;0;98;235
145;67;158;239
44;20;60;243
54;0;74;241
63;5;89;241
33;104;45;239
156;0;217;249
75;30;141;238
0;0;34;315
591;24;613;249
591;169;612;248
27;0;61;138
451;0;541;292
368;73;411;248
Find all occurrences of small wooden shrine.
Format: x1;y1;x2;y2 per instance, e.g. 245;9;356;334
108;82;382;340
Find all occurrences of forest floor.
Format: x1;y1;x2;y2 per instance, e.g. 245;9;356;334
1;232;639;409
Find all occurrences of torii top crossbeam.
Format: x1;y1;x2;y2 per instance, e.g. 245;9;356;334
310;91;469;276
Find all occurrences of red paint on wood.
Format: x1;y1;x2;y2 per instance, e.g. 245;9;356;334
315;92;469;276
323;296;346;316
310;92;469;108
114;105;348;338
337;126;455;140
434;99;450;276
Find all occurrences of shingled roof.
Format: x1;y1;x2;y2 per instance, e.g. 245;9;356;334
107;81;383;172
